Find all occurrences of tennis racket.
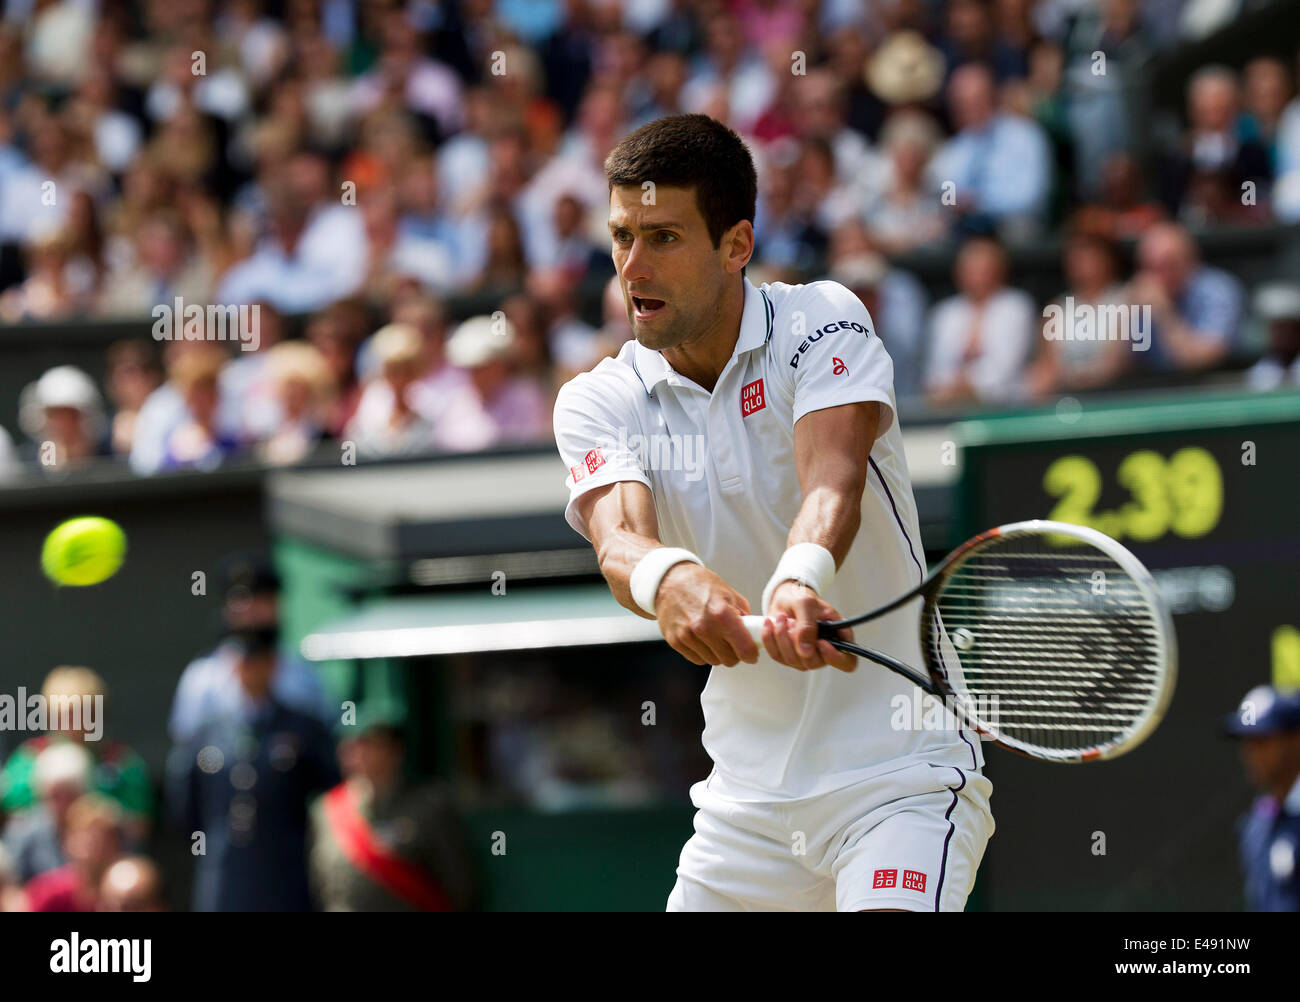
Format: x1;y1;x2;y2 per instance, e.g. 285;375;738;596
741;519;1176;763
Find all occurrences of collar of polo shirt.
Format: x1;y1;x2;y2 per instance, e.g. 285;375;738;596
630;278;775;396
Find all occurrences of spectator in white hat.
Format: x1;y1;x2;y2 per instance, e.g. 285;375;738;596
1246;282;1300;391
435;314;551;452
17;364;109;470
344;323;439;458
2;741;93;885
257;341;336;466
863;110;949;256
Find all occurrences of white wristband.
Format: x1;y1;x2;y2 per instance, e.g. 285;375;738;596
761;543;836;616
630;547;703;616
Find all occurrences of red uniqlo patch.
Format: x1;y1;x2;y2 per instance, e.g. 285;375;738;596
571;448;605;484
872;869;897;889
902;869;927;892
741;378;766;417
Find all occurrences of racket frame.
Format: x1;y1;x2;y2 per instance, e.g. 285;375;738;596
818;519;1178;763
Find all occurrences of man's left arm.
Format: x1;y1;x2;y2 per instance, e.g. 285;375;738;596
760;401;881;672
760;281;898;672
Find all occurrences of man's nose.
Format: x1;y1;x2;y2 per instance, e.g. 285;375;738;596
620;237;651;284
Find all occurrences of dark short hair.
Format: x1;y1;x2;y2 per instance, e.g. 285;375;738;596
604;114;757;252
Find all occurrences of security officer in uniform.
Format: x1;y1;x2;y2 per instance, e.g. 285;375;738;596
167;626;340;911
1225;684;1300;911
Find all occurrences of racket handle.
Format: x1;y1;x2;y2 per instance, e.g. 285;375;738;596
740;615;766;642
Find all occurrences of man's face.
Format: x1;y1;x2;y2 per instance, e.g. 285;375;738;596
289;154;329;206
350;731;403;784
795;74;840;137
949;68;995;131
384;359;419;398
1191;79;1236;133
1139;231;1192;294
225;588;278;629
469;360;508;400
1239;732;1300;791
956;242;1004;299
43;406;84;443
139;223;183;276
608;185;737;352
555;195;583;237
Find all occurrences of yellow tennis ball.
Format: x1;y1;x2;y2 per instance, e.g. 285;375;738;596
41;517;127;587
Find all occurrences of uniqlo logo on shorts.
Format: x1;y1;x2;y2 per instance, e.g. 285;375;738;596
872;869;897;889
570;448;605;483
902;870;927;892
740;378;766;417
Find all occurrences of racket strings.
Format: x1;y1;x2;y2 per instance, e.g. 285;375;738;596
927;537;1164;757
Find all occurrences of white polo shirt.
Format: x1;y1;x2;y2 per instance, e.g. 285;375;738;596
554;277;984;800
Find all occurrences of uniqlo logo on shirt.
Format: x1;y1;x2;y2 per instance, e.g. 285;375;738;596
740;378;766;417
902;869;927;892
571;448;605;484
872;869;897;889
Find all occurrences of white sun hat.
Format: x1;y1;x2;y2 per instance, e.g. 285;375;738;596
447;314;517;369
19;365;106;441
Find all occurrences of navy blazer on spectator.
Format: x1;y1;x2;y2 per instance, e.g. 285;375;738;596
167;697;340;912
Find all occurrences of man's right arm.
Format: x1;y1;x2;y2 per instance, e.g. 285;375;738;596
576;481;758;668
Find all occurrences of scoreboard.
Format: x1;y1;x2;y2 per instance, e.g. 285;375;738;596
953;388;1300;910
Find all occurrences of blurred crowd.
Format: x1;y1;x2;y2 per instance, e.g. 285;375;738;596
0;665;162;912
0;553;477;911
1;0;1300;477
0;547;704;911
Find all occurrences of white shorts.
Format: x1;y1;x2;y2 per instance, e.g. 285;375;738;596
666;760;995;912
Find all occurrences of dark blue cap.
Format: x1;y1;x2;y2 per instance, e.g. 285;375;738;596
1224;685;1300;736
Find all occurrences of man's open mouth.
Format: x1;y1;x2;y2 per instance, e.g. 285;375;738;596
632;296;667;317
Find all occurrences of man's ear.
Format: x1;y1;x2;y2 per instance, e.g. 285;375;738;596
723;219;755;275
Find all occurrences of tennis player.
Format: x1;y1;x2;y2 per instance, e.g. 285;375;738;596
553;114;994;911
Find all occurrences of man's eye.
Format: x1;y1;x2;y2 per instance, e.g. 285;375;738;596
657;232;676;243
